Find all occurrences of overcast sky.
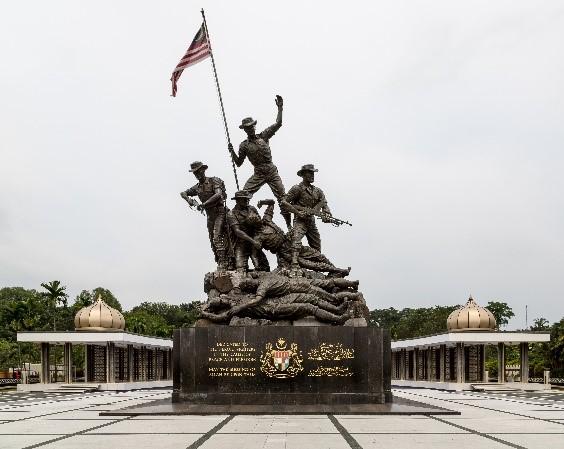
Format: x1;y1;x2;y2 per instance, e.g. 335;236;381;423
1;1;563;329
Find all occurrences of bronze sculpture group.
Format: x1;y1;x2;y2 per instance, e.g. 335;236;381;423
181;96;367;326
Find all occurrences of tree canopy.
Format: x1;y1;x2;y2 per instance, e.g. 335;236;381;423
1;283;561;378
0;283;202;370
485;301;515;330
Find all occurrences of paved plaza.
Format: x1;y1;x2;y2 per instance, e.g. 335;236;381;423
1;387;563;449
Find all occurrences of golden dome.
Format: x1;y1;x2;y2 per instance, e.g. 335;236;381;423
446;296;496;332
74;295;125;331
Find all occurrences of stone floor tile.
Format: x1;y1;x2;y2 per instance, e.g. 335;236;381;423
0;418;118;434
0;434;66;449
219;415;338;433
85;416;224;434
497;433;564;449
440;416;564;433
35;433;202;449
200;432;350;449
352;433;513;448
336;415;468;434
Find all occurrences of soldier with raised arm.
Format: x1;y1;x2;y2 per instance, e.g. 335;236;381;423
229;95;291;229
281;164;332;268
180;161;229;270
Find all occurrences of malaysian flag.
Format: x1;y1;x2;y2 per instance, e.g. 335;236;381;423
170;23;211;97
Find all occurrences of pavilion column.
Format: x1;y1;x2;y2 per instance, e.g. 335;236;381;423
480;345;487;382
169;348;173;379
520;342;529;383
84;345;89;382
498;342;506;383
439;345;445;382
63;343;73;384
141;346;147;381
456;343;465;384
155;349;161;380
426;349;432;381
107;342;115;383
40;342;50;384
161;348;167;379
413;349;419;380
155;348;164;380
127;345;134;382
400;349;406;380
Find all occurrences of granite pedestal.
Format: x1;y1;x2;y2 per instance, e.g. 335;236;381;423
173;326;392;407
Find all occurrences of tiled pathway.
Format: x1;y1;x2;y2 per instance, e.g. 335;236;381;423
1;388;563;448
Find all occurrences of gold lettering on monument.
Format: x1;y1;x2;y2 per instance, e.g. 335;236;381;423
209;367;256;377
308;366;353;377
307;343;354;377
307;343;354;361
208;342;257;377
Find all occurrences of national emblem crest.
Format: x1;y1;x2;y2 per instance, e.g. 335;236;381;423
259;338;304;378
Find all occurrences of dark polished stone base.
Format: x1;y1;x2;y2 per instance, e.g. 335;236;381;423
100;396;460;416
173;326;392;406
173;392;391;405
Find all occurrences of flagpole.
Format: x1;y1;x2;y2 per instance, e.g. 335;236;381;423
201;8;240;190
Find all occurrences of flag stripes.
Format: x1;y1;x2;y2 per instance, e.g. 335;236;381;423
170;23;211;97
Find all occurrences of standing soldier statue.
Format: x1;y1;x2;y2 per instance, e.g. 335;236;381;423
229;95;292;229
282;164;333;268
180;161;230;270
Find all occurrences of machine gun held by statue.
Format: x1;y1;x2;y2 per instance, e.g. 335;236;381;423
292;204;352;227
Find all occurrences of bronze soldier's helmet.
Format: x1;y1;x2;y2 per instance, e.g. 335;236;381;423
231;189;253;200
189;161;208;172
239;117;257;129
297;164;318;176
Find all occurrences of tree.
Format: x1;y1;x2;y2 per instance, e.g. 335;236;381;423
124;301;202;337
527;317;552;376
0;287;49;340
0;339;20;371
530;317;550;331
40;281;68;331
485;301;514;330
549;318;564;377
91;287;123;311
370;305;458;340
370;308;401;339
6;296;43;334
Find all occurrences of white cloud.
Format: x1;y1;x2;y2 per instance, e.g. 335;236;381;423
1;0;563;328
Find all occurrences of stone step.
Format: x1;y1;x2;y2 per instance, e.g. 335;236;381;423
471;383;520;392
57;384;99;393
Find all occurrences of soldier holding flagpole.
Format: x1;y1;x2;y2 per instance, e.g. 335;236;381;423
170;9;240;191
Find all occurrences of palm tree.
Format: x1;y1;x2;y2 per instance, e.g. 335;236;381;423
40;281;68;331
40;281;68;382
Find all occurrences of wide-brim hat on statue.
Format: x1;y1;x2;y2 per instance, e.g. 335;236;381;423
189;161;208;172
239;117;257;129
231;189;253;200
297;164;319;176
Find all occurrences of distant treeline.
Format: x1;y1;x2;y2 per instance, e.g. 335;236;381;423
1;282;562;377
